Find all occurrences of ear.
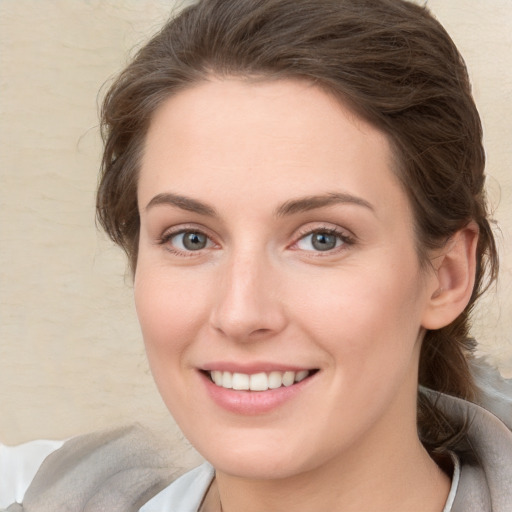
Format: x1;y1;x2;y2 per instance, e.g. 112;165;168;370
421;223;479;330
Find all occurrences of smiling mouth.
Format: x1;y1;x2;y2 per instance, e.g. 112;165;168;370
205;369;318;391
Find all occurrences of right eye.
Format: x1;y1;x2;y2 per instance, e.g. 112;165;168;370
296;231;344;252
161;230;214;253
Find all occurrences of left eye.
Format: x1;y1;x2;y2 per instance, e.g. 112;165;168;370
296;231;343;252
169;231;212;251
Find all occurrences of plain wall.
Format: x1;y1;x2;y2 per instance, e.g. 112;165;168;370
1;0;511;451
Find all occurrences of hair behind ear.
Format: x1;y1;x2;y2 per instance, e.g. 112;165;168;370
418;225;481;455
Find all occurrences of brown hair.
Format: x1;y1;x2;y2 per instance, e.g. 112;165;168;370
97;0;498;454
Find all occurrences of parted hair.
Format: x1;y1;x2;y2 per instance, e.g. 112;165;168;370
97;0;498;455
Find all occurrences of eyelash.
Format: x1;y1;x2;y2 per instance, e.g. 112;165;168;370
157;225;355;257
292;226;355;254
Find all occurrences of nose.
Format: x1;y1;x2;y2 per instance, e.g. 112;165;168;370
209;251;288;342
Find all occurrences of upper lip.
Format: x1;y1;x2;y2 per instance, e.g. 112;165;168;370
199;362;316;374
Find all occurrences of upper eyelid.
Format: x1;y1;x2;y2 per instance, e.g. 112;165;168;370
160;223;213;238
297;226;346;236
293;222;355;240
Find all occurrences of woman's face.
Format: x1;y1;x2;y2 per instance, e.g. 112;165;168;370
135;79;439;479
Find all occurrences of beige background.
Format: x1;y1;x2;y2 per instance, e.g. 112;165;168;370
0;0;511;451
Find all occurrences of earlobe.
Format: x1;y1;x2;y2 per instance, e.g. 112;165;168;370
421;223;479;330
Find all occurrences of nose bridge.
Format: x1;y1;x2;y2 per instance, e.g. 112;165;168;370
210;245;285;340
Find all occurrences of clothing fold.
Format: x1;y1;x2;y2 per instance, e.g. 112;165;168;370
3;425;175;512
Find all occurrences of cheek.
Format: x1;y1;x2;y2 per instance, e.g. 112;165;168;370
291;260;427;373
133;263;216;424
134;264;209;367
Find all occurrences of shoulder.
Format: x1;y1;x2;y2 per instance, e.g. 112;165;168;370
4;424;178;512
423;370;512;512
448;394;512;512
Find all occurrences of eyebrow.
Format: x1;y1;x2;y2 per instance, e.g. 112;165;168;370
145;190;374;218
275;192;374;217
145;192;217;216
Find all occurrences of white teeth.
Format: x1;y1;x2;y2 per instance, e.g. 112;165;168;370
295;370;309;382
209;370;312;391
222;371;233;389
268;371;283;389
249;372;269;391
232;372;249;390
282;371;295;387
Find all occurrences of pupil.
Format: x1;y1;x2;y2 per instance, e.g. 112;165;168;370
312;232;337;251
183;232;207;250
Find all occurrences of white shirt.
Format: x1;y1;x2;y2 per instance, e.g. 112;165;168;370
0;440;64;508
140;463;214;512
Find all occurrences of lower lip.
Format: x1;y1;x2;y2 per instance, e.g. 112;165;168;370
200;372;315;415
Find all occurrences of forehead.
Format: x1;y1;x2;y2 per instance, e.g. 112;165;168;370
144;78;382;154
138;78;408;222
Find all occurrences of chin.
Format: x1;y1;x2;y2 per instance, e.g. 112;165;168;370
212;454;308;481
196;434;322;481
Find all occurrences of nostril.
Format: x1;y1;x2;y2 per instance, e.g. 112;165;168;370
250;328;273;336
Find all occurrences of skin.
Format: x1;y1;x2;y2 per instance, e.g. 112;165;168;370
135;78;460;511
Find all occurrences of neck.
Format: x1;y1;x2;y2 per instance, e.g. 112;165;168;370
210;436;449;512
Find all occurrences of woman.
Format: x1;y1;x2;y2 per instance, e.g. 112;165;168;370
5;0;511;511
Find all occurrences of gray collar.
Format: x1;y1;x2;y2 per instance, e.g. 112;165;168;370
424;390;512;512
